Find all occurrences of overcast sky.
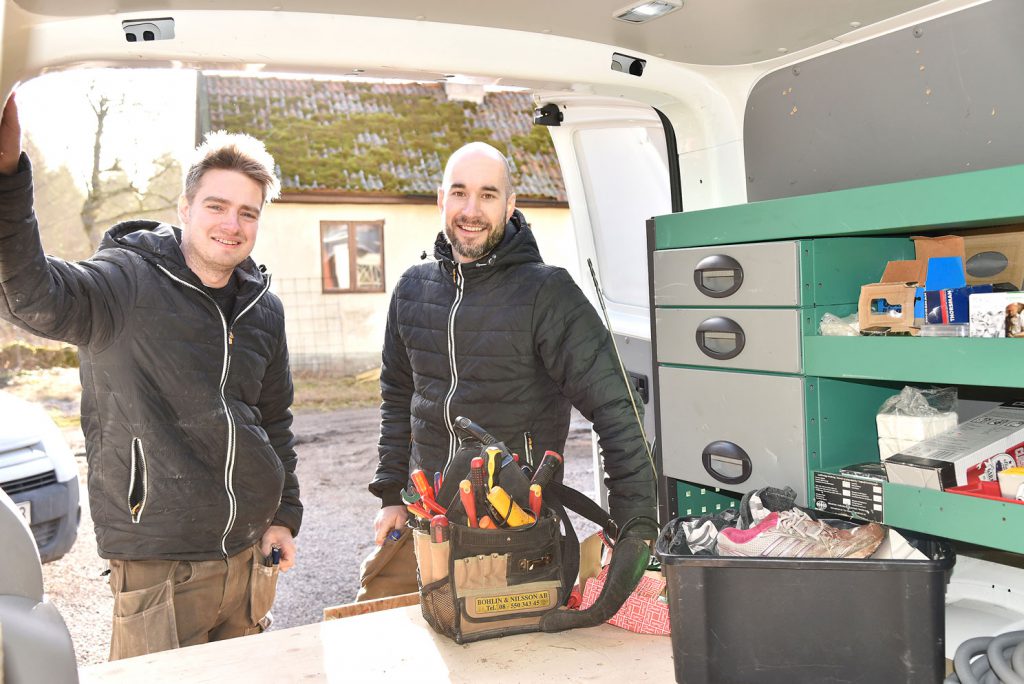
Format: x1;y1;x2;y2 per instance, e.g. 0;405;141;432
16;69;198;191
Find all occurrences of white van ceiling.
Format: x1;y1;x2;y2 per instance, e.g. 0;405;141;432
15;0;940;66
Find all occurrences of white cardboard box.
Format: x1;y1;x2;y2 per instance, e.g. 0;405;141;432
969;291;1024;337
884;402;1024;489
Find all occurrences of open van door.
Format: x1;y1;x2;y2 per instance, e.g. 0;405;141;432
537;95;678;511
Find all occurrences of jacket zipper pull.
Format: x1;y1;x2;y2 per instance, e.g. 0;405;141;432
229;330;234;346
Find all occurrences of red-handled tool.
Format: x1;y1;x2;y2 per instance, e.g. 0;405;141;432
530;450;563;489
529;483;543;517
430;515;450;543
459;479;478;527
470;457;486;494
405;502;431;520
479;515;496;529
411;469;447;515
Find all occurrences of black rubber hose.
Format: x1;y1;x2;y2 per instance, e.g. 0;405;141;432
539;517;656;633
539;534;649;632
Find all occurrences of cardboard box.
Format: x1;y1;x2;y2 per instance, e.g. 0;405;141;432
884;453;958;490
884;402;1024;490
858;236;966;332
813;471;885;522
924;285;993;324
969;291;1024;337
959;226;1024;290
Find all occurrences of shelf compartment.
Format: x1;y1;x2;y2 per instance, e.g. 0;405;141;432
655;162;1024;249
883;482;1024;555
803;336;1024;388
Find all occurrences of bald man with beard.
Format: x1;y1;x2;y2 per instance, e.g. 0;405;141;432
358;142;656;600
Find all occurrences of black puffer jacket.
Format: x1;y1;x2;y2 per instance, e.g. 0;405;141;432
370;210;656;528
0;155;301;560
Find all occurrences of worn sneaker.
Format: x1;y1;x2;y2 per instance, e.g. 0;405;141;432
716;509;886;559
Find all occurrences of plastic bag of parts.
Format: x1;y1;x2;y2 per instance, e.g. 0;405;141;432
879;385;958;417
819;312;860;336
876;386;959;459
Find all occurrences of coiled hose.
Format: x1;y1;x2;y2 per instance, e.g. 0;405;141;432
944;631;1024;684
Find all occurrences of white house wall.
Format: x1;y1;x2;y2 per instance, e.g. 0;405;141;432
254;201;574;373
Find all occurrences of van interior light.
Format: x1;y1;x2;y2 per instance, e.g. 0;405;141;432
613;0;682;24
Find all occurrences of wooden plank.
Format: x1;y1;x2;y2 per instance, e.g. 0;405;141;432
79;605;674;683
322;592;419;620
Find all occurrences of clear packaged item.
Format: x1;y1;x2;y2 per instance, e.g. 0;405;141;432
819;311;860;336
876;386;958;460
919;324;969;337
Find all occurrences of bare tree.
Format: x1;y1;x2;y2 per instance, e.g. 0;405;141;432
79;91;180;248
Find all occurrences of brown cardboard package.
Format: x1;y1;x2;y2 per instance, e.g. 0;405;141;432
958;226;1024;289
857;235;965;333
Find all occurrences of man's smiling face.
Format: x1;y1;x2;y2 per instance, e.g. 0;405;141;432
437;147;515;264
178;168;263;287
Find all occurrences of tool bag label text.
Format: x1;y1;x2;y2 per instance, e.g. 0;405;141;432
473;590;551;614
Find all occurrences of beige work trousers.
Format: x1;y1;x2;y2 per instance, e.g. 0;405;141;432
107;545;278;660
355;526;419;602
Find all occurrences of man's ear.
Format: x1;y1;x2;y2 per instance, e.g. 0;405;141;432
437;187;445;213
177;194;190;226
506;193;517;223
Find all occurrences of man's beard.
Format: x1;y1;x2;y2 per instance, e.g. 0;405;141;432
445;219;504;261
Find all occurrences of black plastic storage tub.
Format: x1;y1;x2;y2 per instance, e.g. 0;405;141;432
655;518;955;684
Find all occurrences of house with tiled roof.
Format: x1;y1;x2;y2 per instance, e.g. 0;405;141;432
196;73;572;373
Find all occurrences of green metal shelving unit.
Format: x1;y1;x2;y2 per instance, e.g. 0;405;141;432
655;162;1024;555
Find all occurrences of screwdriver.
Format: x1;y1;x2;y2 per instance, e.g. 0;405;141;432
485;446;503;490
470;457;486;496
529;484;543;517
459;479;478;528
411;469;447;515
430;515;450;543
531;450;563;489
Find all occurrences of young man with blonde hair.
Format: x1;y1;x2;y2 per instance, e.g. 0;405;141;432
0;93;301;658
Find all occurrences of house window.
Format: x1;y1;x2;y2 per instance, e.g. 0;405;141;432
320;220;385;293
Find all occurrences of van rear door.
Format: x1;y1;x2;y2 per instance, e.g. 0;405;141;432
539;96;676;509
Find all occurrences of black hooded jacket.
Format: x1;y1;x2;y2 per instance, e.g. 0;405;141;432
0;154;301;560
369;210;656;529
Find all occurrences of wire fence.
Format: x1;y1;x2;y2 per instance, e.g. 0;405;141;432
0;277;383;378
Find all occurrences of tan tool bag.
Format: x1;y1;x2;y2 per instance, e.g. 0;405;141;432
414;512;565;644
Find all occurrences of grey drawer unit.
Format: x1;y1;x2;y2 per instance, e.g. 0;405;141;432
653;241;801;307
658;366;808;506
655;308;802;373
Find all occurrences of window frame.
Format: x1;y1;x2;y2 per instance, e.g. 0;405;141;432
319;219;386;294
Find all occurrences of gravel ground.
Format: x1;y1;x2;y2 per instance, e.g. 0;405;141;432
42;408;599;668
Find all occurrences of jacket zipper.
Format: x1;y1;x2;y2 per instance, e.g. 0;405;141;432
442;263;465;471
128;438;148;523
157;265;272;556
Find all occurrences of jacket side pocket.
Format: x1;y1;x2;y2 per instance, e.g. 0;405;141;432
128;438;148;523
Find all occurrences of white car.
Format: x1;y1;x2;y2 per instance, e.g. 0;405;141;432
0;391;80;563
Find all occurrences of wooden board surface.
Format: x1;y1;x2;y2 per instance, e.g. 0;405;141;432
79;605;674;683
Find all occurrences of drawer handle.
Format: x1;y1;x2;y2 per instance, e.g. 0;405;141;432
701;441;752;485
693;254;743;298
695;317;745;360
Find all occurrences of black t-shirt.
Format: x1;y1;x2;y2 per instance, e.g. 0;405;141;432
203;273;239;320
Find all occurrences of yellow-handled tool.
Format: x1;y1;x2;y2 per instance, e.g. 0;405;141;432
486;485;535;527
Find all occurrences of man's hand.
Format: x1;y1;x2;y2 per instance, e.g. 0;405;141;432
0;93;20;176
374;505;408;545
260;525;296;572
